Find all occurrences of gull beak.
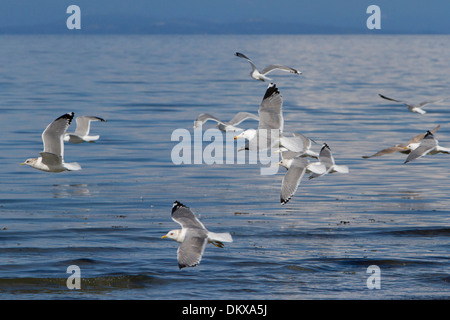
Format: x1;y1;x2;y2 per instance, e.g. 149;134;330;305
20;162;26;165
276;162;281;166
274;149;281;154
161;235;168;239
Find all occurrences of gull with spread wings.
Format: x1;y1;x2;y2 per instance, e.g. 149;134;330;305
21;112;81;172
235;52;302;82
379;94;447;114
162;201;233;269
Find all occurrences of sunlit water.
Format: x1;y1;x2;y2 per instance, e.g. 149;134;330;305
0;34;449;299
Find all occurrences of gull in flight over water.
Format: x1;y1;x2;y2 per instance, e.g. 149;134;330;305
274;132;319;159
162;201;233;269
235;52;302;82
379;94;447;114
308;143;349;180
404;130;450;164
362;125;441;159
193;112;259;132
64;116;106;143
21;112;82;172
234;83;284;151
277;144;343;205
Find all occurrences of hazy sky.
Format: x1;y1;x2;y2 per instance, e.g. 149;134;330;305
0;0;449;33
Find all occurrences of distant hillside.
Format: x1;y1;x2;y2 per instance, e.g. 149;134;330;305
0;14;447;34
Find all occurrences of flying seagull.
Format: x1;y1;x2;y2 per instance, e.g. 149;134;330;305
193;112;259;132
362;124;441;159
275;132;319;159
235;52;302;82
379;94;447;114
21;112;82;172
64;116;106;143
308;143;349;179
234;83;284;151
404;130;450;164
162;201;233;269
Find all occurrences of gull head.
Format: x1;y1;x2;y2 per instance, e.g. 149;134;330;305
277;158;293;169
21;157;38;168
404;143;419;151
162;229;183;243
234;129;257;140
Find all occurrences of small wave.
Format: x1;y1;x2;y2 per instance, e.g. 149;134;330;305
378;227;450;237
0;273;165;295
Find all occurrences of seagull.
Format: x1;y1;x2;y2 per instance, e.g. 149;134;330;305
234;83;283;151
404;130;450;164
21;112;82;172
193;112;259;132
64;116;106;143
235;52;302;82
162;201;233;269
275;132;319;159
379;94;447;114
362;125;441;159
308;143;349;179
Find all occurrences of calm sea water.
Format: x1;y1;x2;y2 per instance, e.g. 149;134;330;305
0;34;449;300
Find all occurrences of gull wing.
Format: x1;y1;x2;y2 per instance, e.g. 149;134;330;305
281;157;309;205
171;201;206;230
177;229;208;269
258;83;283;131
42;112;74;158
416;98;447;107
378;94;407;105
74;116;105;136
362;145;406;158
39;152;62;166
194;113;225;128
408;124;440;144
404;131;437;163
260;64;301;76
235;52;258;71
228;112;259;126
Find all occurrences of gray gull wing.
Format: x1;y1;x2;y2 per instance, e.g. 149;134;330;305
171;201;206;230
281;157;309;205
42;112;74;158
258;83;283;131
404;131;437;164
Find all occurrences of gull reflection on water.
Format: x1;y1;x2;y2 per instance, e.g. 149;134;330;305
52;184;91;198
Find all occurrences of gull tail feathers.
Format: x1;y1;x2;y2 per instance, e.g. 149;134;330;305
64;162;82;171
333;165;349;174
208;232;233;243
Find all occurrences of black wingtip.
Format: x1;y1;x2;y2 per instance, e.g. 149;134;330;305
55;112;75;125
280;197;291;205
172;201;187;213
263;83;280;100
322;143;330;150
178;262;198;269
